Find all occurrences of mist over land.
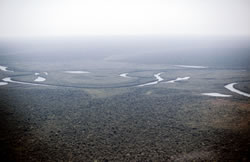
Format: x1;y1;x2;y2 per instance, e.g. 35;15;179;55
0;35;250;161
1;0;250;160
0;36;249;68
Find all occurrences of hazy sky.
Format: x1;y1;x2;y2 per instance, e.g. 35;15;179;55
0;0;249;38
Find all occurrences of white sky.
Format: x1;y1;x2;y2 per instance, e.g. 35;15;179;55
0;0;249;38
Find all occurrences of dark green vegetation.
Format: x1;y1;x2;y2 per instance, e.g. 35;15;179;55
0;86;249;162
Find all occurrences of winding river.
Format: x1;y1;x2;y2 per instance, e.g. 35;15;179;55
119;73;130;78
34;76;46;82
138;73;164;87
175;65;207;69
64;71;90;74
0;82;8;86
0;65;13;72
1;65;250;94
166;77;190;83
3;77;49;86
225;83;250;97
201;93;231;97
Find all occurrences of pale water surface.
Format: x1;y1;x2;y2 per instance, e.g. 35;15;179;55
138;73;163;87
225;83;250;97
201;93;232;97
119;73;130;78
3;77;48;86
34;76;46;82
64;71;90;74
0;82;8;86
166;77;190;83
0;65;13;72
175;65;207;69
